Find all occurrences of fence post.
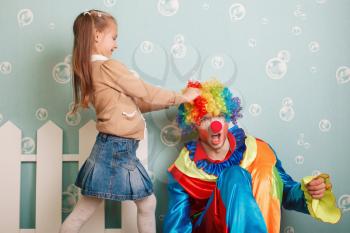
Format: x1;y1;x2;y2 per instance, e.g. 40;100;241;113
0;121;21;233
36;121;63;233
79;120;105;233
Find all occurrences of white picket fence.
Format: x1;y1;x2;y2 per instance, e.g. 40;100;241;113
0;120;148;233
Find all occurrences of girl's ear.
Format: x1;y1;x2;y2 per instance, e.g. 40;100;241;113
95;30;102;43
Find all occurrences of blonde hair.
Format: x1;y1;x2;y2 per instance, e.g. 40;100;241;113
71;10;116;113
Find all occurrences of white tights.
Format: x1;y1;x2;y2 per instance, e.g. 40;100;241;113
59;194;156;233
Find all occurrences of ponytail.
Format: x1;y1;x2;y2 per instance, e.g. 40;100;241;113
71;10;116;113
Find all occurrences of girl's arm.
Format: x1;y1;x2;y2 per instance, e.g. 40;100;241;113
101;60;189;107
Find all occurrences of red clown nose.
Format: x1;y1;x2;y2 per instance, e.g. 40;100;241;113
210;120;222;133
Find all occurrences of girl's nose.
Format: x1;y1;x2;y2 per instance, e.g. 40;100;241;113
210;120;222;134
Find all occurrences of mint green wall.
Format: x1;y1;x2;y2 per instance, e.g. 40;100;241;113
1;0;349;232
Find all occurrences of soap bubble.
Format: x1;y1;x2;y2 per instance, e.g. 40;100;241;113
170;43;187;59
52;62;72;84
338;195;350;212
282;97;293;107
266;57;287;79
284;226;295;233
35;43;45;52
336;66;350;84
22;137;35;154
319;119;331;132
160;124;181;146
35;108;48;121
17;9;34;27
0;62;12;74
248;104;262;116
248;38;257;48
277;50;291;63
279;106;295;122
158;0;179;16
229;3;246;21
211;56;225;69
104;0;117;7
291;26;302;36
65;111;81;126
309;41;320;53
140;41;154;53
295;155;304;165
174;34;185;44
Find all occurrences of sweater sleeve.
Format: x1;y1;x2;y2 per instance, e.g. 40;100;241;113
100;59;185;107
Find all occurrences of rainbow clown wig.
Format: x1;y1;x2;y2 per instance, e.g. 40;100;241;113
177;79;242;134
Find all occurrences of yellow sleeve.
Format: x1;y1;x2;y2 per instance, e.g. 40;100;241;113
301;173;341;224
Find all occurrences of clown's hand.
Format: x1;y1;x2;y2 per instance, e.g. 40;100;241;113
182;87;201;103
306;176;331;199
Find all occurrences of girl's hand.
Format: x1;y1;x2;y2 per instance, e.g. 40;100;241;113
182;87;201;103
306;177;329;199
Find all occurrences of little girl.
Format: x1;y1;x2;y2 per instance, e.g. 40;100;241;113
60;9;200;233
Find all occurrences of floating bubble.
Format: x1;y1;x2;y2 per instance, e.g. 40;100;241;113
211;56;225;69
66;111;81;126
22;137;35;154
35;108;48;121
310;66;317;74
279;106;295;122
68;102;76;112
248;104;262;116
284;226;295;233
0;61;12;74
48;22;55;30
171;43;187;59
294;5;307;20
160;124;181;146
248;38;257;48
303;142;311;149
295;155;304;165
17;9;34;27
277;50;291;63
291;26;302;36
309;41;320;53
157;0;179;16
266;57;287;79
202;3;210;10
282;97;293;107
158;214;165;221
297;133;305;146
316;0;327;4
312;170;321;176
62;192;77;213
261;17;269;25
66;184;79;196
64;54;72;64
336;66;350;84
35;43;45;52
229;3;246;22
140;41;154;53
338;194;350;212
174;34;185;44
52;62;72;84
319;119;331;132
104;0;117;7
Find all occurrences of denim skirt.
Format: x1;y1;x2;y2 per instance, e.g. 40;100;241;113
75;132;153;201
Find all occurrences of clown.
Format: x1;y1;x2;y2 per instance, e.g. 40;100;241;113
164;80;341;233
